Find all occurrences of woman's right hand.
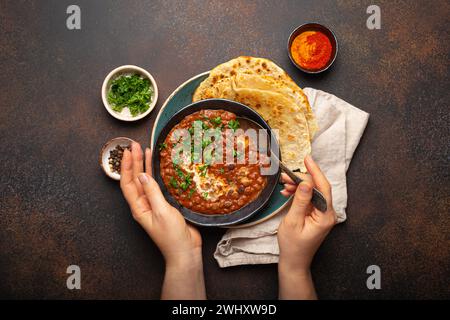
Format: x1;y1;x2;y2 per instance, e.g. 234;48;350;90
277;155;337;299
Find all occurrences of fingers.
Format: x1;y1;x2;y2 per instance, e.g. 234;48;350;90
304;155;332;201
131;141;145;194
282;184;297;193
304;155;336;227
145;147;152;175
311;209;337;230
120;149;134;185
280;173;312;197
138;173;169;213
120;149;139;203
297;172;313;183
131;194;154;232
132;141;144;177
284;180;313;228
281;172;312;185
280;173;295;185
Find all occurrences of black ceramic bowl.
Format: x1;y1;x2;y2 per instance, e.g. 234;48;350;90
152;99;281;227
287;22;338;74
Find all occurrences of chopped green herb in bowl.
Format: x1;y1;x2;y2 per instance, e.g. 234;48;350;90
108;74;153;116
102;65;158;121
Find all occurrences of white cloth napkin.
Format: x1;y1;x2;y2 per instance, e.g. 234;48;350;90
214;88;370;268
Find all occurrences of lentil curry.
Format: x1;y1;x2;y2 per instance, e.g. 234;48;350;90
159;109;268;214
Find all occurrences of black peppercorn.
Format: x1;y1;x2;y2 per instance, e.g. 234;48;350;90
108;145;130;174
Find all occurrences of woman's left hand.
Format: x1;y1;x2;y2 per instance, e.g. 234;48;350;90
120;142;202;266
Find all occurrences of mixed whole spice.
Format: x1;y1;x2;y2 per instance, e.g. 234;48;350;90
108;145;130;174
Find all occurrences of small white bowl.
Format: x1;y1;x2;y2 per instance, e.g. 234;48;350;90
101;65;158;121
100;137;134;180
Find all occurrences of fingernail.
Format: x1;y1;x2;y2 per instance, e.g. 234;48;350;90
299;182;310;193
138;173;149;184
132;141;139;151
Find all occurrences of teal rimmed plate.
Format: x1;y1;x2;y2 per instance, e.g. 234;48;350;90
150;72;292;228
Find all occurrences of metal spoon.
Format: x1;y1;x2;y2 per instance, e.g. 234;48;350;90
275;156;328;212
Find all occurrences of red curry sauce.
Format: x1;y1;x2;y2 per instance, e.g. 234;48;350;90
159;109;267;214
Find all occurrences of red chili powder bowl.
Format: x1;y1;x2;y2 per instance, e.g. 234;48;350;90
288;23;338;74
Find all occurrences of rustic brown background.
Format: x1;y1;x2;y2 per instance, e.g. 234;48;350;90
0;0;449;299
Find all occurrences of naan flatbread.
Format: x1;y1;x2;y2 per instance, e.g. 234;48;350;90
231;85;311;172
193;56;318;138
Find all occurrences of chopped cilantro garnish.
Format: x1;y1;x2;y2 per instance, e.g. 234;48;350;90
219;168;225;174
180;181;189;191
201;115;222;127
174;164;184;178
202;121;210;130
107;74;153;116
202;139;212;148
173;164;192;189
169;176;178;189
188;189;195;198
228;119;240;131
198;164;209;177
202;192;208;199
158;142;167;151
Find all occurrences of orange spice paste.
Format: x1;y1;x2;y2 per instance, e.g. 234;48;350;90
290;31;332;70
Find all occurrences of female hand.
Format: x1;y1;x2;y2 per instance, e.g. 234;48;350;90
277;155;337;299
120;142;205;299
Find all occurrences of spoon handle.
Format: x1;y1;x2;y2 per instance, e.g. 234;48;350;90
278;160;328;212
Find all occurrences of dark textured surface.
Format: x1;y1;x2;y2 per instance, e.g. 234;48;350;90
0;0;449;299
